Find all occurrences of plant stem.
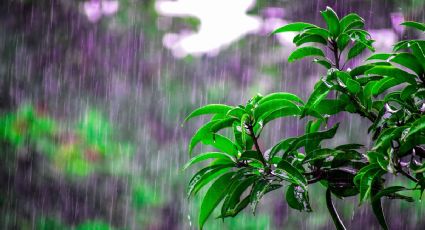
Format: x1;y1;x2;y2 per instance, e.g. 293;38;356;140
330;39;377;122
326;188;347;230
247;124;268;169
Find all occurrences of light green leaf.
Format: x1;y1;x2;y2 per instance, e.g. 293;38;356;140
201;133;239;157
183;152;234;170
254;99;300;120
257;92;304;105
184;104;233;123
272;22;317;34
199;172;236;229
348;42;367;60
340;13;364;32
288;46;325;63
321;7;340;37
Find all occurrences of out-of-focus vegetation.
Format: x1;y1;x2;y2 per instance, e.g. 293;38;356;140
1;0;425;229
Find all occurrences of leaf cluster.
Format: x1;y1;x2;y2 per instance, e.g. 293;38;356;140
184;7;425;229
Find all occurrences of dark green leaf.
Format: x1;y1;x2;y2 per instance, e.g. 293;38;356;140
401;21;425;32
250;180;269;214
286;124;340;155
405;116;425;140
370;178;388;230
240;150;264;163
326;188;347;230
286;184;312;212
304;148;342;162
277;159;307;186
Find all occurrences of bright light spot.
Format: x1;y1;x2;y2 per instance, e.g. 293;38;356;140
83;0;119;23
156;0;262;57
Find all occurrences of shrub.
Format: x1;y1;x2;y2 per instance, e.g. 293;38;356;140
184;7;425;230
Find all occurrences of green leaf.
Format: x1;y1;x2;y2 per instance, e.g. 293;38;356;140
305;119;323;134
366;53;393;61
250;180;269;214
288;46;325;63
253;99;300;120
410;42;425;70
390;53;424;76
220;175;257;218
269;138;297;159
371;186;408;203
304;148;342;162
335;144;363;150
321;7;340;37
210;117;237;133
286;124;339;155
405;116;425;140
201;133;239;157
326;188;347;230
286;184;312;212
240;150;264;163
302;80;331;117
337;33;350;51
359;166;384;203
348;42;367;60
401;21;425;32
257;106;301;127
277;159;307;186
272;22;317;34
257;92;304;105
189;120;219;155
199;172;236;229
184;104;233;123
311;99;346;115
336;71;361;94
295;34;327;46
366;66;417;95
313;58;332;69
226;107;245;120
183;152;234;170
188;164;233;197
304;27;330;38
340;13;364;32
370;179;388;230
400;84;418;100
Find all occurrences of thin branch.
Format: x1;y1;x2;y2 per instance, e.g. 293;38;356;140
247;124;268;169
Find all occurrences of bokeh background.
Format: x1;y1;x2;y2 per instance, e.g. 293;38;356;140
1;0;425;229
